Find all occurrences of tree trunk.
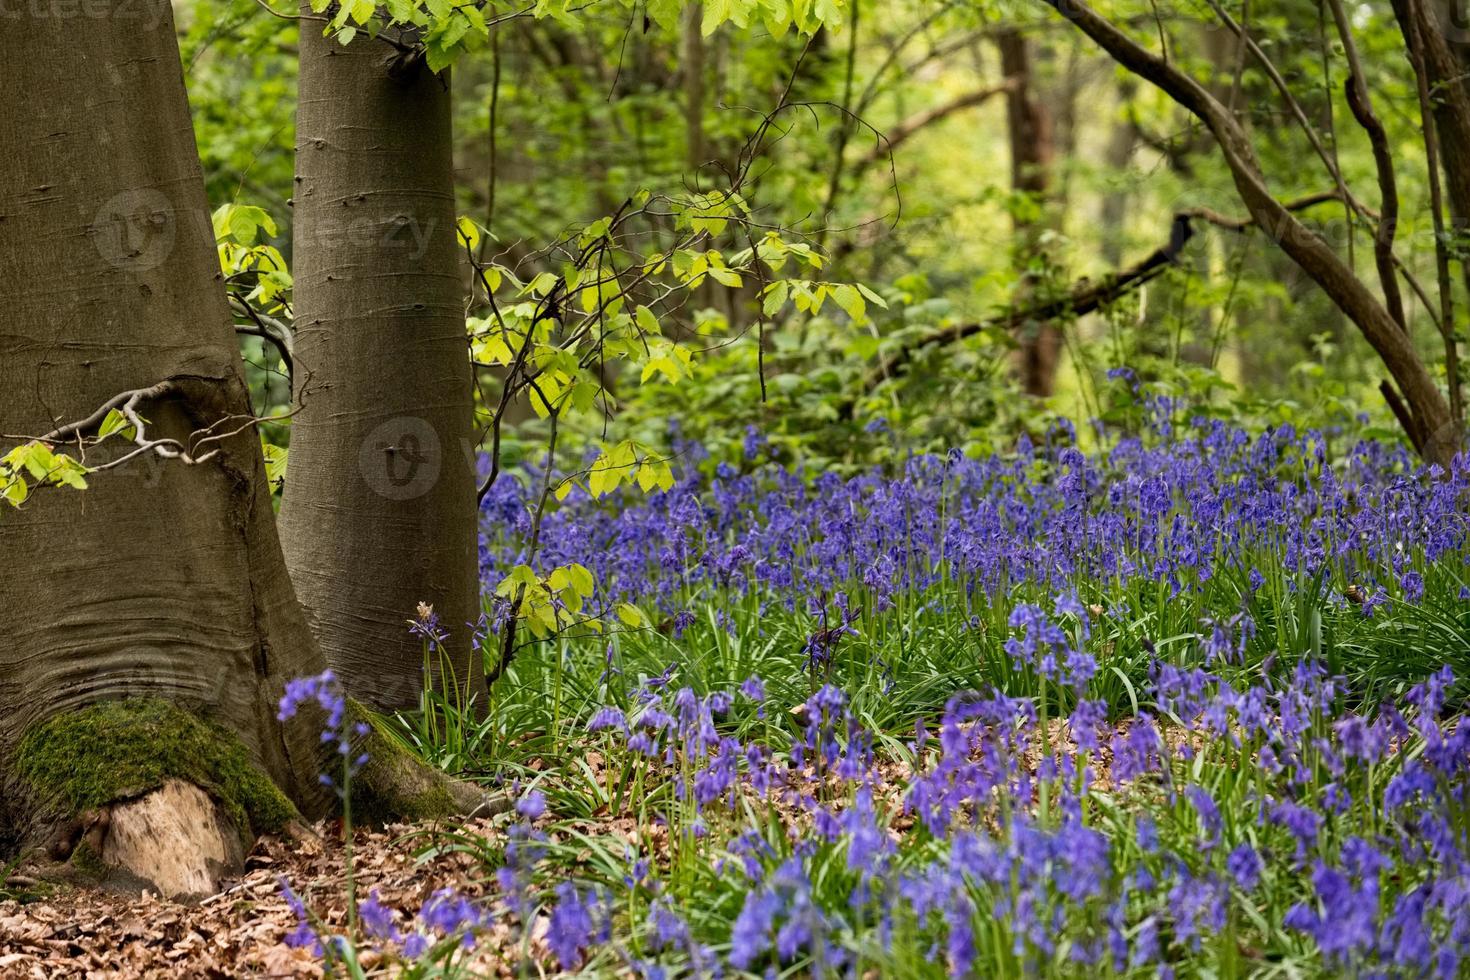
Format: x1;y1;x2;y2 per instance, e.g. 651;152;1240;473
283;24;480;711
997;29;1062;398
684;2;707;172
1394;0;1468;428
0;0;329;888
1430;0;1470;217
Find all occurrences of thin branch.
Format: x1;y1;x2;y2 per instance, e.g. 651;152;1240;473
230;295;295;377
851;1;961;119
1327;0;1407;330
1203;0;1375;227
8;377;292;480
30;381;174;444
854;215;1193;400
851;192;1347;399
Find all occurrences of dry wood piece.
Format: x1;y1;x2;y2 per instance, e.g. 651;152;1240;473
100;780;245;901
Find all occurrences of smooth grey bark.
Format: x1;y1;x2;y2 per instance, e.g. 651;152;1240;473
282;24;480;710
0;1;330;823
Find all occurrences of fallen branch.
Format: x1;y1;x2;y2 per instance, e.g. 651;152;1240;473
853;192;1344;399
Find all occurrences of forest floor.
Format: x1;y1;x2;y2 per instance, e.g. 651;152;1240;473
0;815;521;979
0;718;1143;977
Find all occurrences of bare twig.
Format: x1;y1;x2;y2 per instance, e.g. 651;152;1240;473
30;381;175;444
230;295;295;376
1326;0;1407;330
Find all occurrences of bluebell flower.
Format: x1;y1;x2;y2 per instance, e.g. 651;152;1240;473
516;790;547;821
1226;843;1262;891
729;887;780;969
547;882;602;970
357;890;400;943
587;706;627;733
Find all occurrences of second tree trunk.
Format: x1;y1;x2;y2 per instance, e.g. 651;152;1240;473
284;29;480;710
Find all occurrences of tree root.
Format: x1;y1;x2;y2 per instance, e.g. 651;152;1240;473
346;700;511;825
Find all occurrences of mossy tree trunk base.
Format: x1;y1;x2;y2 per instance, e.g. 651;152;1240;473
346;702;511;825
5;699;299;900
5;698;507;901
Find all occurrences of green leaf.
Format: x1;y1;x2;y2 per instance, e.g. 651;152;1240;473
461;5;488;36
425;41;453;73
2;474;28;507
635;305;659;335
527;272;559;297
262;442;288;489
702;0;731;35
763;280;789;317
646;0;681;29
708;265;743;288
832;283;866;321
813;0;844;30
456;216;482;251
17;444;54;481
212;204;276;246
51;457;88;490
856;282;889;309
98;408;136;441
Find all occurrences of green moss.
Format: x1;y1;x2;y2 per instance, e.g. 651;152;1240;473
68;839;108;878
15;698;298;840
344;700;469;825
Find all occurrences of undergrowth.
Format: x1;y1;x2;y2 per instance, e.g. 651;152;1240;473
303;417;1470;977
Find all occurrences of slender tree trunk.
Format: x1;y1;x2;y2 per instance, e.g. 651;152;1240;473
684;2;707;172
282;24;479;710
997;29;1062;398
1426;0;1470;293
0;0;329;885
1394;0;1468;427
